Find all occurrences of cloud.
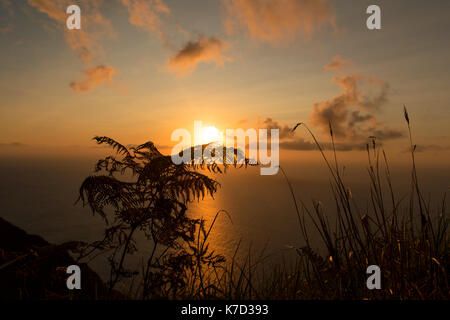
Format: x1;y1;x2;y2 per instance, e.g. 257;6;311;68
280;139;370;151
121;0;169;32
256;116;370;151
121;0;175;49
0;0;14;34
70;65;118;93
28;0;66;23
309;62;400;141
254;57;403;151
1;0;15;17
258;117;294;139
402;144;450;153
0;142;28;147
279;138;316;150
324;55;352;72
28;0;115;64
223;0;336;45
0;22;13;35
27;0;117;93
166;37;230;75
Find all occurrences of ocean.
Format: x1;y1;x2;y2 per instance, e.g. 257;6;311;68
1;146;448;281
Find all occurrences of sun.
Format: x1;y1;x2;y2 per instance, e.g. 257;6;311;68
201;126;222;144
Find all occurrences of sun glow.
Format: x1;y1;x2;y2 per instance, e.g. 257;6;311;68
200;126;222;144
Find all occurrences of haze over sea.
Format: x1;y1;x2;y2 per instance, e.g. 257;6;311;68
1;145;448;280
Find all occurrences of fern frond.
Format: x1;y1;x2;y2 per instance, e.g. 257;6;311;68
93;136;131;157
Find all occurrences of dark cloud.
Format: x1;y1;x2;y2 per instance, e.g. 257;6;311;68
167;37;230;75
255;57;404;151
0;142;28;147
402;144;450;153
279;138;315;150
280;139;370;151
259;117;294;139
256;116;369;151
309;59;401;141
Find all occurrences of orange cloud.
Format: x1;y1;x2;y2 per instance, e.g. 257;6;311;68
28;0;66;22
70;65;118;94
28;0;117;93
121;0;169;32
121;0;173;48
28;0;114;64
223;0;336;45
167;37;230;76
324;55;352;72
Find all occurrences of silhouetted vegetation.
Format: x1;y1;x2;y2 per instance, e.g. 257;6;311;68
265;107;449;299
1;109;447;300
73;108;447;300
0;217;115;299
76;138;250;299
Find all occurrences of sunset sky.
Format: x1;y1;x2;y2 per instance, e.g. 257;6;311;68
1;0;449;157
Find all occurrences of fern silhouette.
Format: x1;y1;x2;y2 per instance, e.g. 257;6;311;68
77;136;251;298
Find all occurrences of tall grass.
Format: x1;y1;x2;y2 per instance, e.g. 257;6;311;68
77;109;448;300
4;110;446;300
178;107;448;300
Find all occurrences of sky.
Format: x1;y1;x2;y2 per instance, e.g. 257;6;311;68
1;0;450;160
